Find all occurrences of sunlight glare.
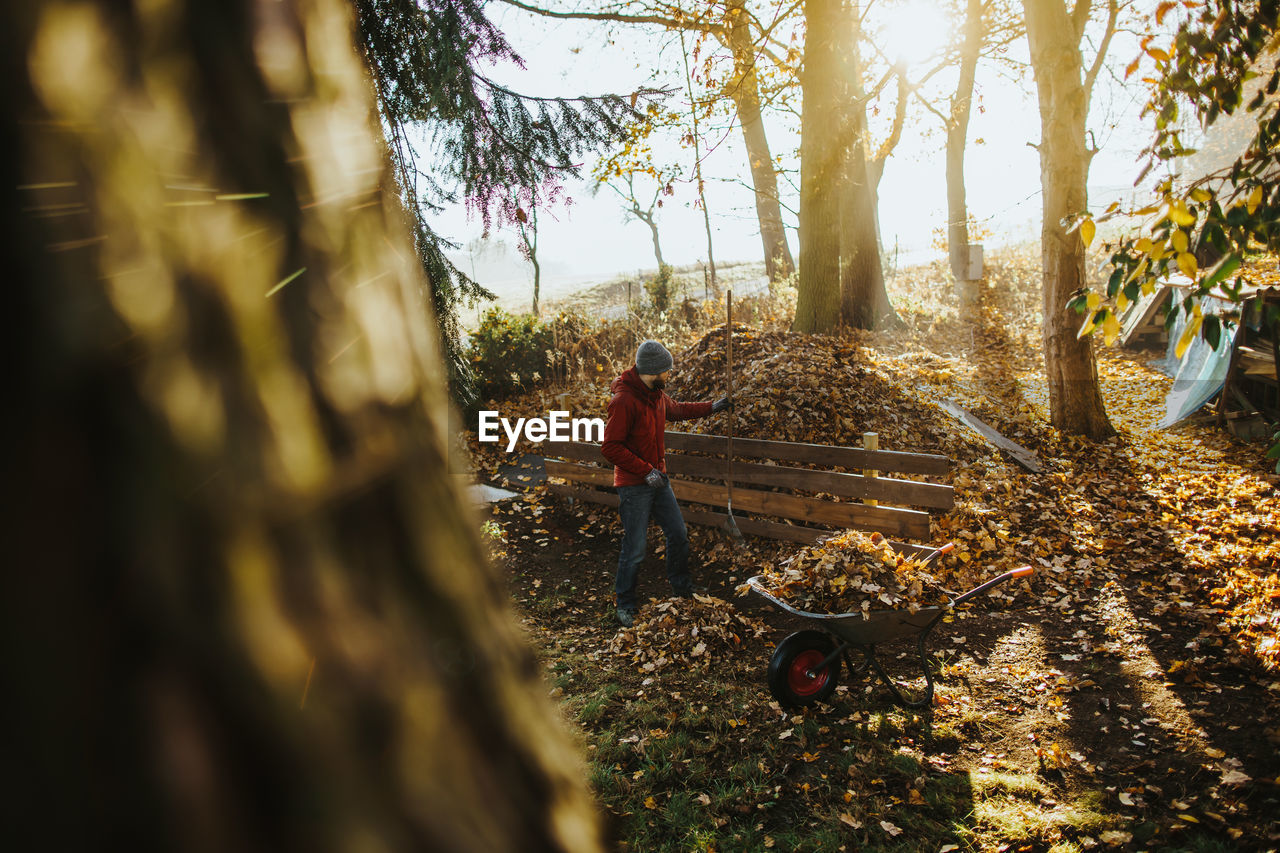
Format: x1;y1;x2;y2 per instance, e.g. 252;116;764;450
875;0;951;69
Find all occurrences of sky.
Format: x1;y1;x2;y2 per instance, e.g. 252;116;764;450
429;0;1168;309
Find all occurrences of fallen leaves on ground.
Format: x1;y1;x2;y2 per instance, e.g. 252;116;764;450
607;594;768;672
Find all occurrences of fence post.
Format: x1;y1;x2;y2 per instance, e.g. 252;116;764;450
862;432;878;506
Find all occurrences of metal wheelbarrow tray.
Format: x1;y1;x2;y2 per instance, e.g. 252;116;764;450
748;553;1033;711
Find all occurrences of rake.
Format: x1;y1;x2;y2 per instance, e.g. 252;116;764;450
723;289;745;547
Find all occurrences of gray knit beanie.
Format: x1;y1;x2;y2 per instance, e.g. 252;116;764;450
636;340;674;374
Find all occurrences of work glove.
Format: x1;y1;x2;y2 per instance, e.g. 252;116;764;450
644;468;666;489
712;396;734;414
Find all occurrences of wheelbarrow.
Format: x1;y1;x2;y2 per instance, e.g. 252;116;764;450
748;545;1033;710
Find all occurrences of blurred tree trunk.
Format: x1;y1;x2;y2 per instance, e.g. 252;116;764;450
1;2;603;850
1023;0;1116;438
725;0;795;282
948;0;984;312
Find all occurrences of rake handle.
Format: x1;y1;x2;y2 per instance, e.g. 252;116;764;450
726;292;735;508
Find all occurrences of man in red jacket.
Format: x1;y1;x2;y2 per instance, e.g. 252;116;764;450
602;340;732;626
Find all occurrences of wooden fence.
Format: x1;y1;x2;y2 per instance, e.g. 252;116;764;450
543;431;954;554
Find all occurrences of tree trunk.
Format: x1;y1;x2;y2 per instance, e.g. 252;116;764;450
726;0;795;282
948;0;983;312
532;254;542;316
836;0;894;330
1023;0;1115;438
639;212;666;268
839;107;891;328
794;0;846;332
866;72;909;264
2;2;603;850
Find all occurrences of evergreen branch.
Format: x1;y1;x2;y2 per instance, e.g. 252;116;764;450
495;0;723;33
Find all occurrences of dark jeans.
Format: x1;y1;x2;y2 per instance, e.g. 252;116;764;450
615;480;691;611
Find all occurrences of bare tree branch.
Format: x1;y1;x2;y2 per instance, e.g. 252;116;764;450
1082;0;1119;101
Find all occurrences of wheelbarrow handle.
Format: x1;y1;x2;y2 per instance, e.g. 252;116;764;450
951;565;1034;607
924;542;955;565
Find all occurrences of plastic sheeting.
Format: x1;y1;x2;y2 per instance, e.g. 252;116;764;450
1156;295;1239;429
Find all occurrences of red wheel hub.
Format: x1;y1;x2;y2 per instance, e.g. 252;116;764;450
787;649;830;696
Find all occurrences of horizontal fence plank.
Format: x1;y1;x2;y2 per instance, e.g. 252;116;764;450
543;446;953;509
541;440;606;464
548;482;619;507
680;507;827;544
545;464;931;539
665;455;954;509
545;460;613;486
664;432;951;476
669;477;931;540
546;484;938;553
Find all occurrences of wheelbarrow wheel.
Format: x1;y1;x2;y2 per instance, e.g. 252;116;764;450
767;630;840;707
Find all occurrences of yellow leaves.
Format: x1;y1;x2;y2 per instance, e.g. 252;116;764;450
1166;201;1196;226
1080;218;1096;249
1078;309;1101;339
1124;258;1150;287
1171;229;1188;253
1177;251;1199;279
1155;0;1177;24
1102;311;1122;347
1175;303;1204;360
1247;185;1264;215
643;796;658;810
1086;291;1102;311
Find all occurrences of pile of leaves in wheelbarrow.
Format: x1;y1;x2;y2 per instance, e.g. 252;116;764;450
608;595;769;673
747;530;959;616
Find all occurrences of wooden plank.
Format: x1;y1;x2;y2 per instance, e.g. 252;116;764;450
546;484;941;550
1118;284;1171;347
545;459;613;486
545;458;949;520
669;477;931;540
546;435;950;477
679;507;829;544
665;454;954;509
545;453;954;509
541;440;607;464
548;482;619;507
546;459;935;538
936;400;1042;473
664;431;950;476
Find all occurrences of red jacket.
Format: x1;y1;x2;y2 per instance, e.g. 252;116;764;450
602;366;714;487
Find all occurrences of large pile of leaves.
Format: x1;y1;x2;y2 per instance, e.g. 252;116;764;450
669;327;993;464
748;530;956;616
607;595;768;673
